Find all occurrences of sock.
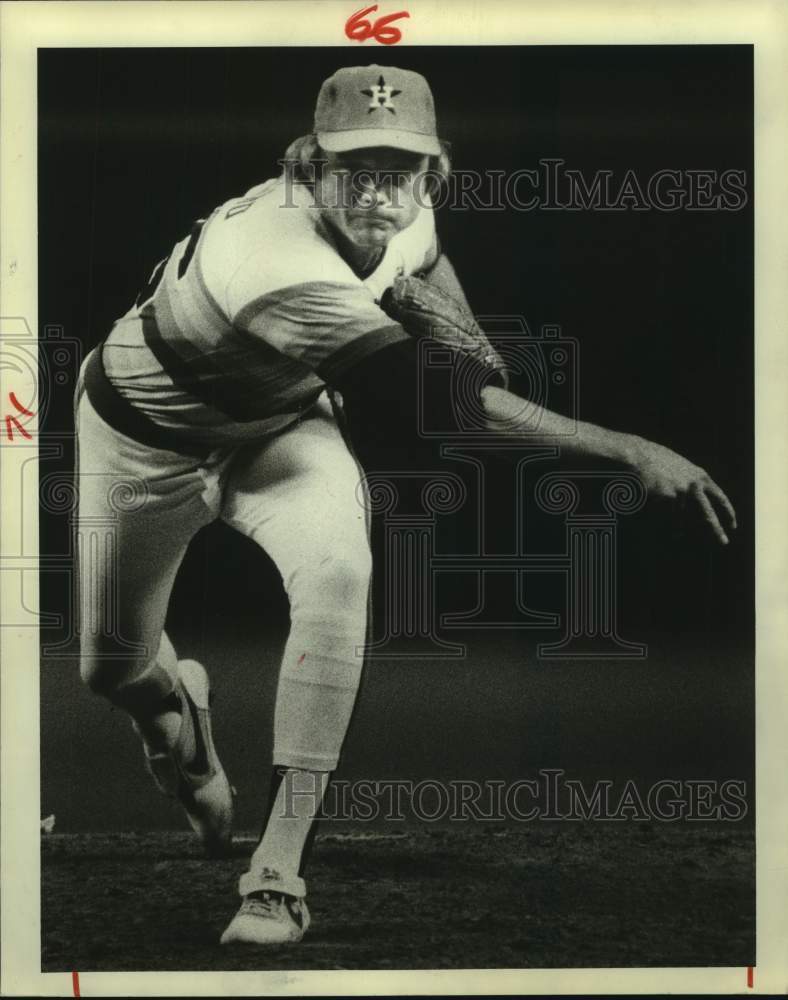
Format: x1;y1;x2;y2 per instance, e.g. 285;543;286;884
130;687;185;756
247;767;329;887
118;635;185;755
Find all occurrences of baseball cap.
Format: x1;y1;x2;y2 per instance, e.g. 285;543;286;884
314;65;441;156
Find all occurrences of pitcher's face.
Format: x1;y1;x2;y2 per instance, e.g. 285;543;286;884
318;147;429;252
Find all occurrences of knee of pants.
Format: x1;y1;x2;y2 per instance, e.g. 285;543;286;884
78;634;152;700
287;552;372;623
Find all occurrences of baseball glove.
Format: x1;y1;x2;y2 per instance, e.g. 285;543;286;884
380;274;509;388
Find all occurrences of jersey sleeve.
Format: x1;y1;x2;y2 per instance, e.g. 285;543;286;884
230;269;409;383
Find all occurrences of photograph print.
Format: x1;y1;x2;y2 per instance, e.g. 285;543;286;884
37;42;754;973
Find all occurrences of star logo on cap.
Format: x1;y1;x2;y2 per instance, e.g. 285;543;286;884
361;75;401;114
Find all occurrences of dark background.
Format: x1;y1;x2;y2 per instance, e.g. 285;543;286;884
38;46;753;833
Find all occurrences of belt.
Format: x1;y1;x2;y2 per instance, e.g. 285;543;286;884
83;345;212;459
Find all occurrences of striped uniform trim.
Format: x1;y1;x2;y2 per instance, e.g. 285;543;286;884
99;175;435;445
143;284;324;423
83;345;213;458
316;324;410;384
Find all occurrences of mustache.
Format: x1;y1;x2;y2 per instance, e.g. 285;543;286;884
346;206;399;219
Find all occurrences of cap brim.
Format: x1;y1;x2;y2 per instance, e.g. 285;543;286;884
317;129;441;156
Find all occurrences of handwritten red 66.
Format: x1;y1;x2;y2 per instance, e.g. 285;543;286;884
345;5;410;45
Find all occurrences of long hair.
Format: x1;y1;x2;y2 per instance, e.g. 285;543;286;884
280;134;452;202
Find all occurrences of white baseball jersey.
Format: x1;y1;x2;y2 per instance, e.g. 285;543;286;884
102;175;436;449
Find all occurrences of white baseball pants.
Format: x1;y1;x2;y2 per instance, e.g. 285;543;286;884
75;385;371;771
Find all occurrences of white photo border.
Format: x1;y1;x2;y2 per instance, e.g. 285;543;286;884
1;1;786;995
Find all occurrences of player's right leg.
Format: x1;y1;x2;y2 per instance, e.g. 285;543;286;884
219;392;372;944
74;378;233;853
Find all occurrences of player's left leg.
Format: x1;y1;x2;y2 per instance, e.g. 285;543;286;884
218;393;371;944
74;378;234;853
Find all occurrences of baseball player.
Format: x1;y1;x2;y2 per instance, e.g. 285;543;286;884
75;64;736;947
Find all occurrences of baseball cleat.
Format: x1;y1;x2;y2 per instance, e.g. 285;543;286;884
140;659;234;856
220;890;311;946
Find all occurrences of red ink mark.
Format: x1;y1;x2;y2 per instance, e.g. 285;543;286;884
4;392;35;441
72;970;81;997
9;392;34;416
297;653;306;665
345;5;409;45
746;966;753;988
5;414;32;441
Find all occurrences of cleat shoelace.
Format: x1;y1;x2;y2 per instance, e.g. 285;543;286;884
241;891;282;919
